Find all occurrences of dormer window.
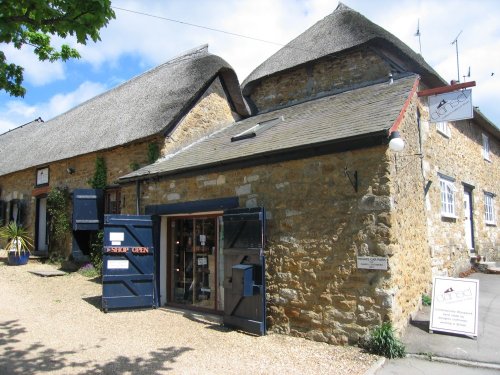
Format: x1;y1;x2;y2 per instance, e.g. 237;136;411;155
231;116;284;142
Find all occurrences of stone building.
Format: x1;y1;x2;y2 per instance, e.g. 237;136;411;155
0;45;249;258
0;4;498;343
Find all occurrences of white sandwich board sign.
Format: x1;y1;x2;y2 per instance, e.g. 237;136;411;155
429;276;479;337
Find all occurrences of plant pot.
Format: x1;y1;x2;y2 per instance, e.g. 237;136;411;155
8;250;30;266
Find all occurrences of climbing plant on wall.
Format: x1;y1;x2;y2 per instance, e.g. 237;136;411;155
47;187;71;255
89;156;107;189
147;143;160;164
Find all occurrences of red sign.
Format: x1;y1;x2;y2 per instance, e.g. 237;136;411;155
104;246;150;254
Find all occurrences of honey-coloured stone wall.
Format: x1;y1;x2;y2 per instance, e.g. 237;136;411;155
418;102;500;273
246;48;391;113
120;145;403;345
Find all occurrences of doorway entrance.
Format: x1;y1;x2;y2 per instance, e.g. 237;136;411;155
168;216;219;311
36;196;48;252
463;188;475;253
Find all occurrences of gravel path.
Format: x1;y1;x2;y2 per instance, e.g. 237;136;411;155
0;259;379;374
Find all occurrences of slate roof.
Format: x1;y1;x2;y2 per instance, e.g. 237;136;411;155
242;3;444;95
120;75;418;181
0;45;249;177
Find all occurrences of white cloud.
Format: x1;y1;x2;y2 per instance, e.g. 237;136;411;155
0;81;107;134
0;0;499;125
1;44;66;86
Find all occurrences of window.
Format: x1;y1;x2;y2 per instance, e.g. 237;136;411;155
436;122;451;137
231;116;283;142
105;188;121;214
482;133;490;161
439;175;456;217
36;167;49;186
484;193;496;224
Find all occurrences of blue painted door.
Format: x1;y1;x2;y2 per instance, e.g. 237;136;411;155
102;214;157;311
223;207;266;335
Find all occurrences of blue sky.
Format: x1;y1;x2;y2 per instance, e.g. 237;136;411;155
1;0;499;134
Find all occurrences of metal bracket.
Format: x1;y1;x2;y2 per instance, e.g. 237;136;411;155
344;167;358;193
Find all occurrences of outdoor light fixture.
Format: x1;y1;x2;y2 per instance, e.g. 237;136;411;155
388;131;405;152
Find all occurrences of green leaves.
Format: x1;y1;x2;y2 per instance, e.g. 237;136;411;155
364;322;406;358
0;221;33;255
0;0;115;97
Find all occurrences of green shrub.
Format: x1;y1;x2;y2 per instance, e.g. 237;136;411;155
89;230;103;275
364;322;406;358
422;294;432;306
89;156;107;189
47;187;71;252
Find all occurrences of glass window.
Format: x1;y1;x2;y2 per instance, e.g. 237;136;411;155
104;188;121;214
439;176;456;217
484;193;496;224
436;122;451;137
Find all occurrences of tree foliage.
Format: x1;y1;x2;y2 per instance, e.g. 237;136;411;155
0;0;115;97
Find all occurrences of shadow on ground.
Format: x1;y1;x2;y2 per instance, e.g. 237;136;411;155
0;319;193;374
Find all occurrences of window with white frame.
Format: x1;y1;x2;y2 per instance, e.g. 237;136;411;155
484;193;496;224
439;175;456;217
482;133;491;161
436;122;451;137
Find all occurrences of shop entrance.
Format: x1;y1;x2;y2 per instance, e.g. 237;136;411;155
168;216;218;311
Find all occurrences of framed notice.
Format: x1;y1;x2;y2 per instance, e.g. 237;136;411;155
357;256;388;270
430;276;479;337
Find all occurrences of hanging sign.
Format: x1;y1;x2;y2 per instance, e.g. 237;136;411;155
428;89;473;123
430;276;479;337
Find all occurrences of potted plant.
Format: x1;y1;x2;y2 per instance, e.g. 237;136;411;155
0;222;33;266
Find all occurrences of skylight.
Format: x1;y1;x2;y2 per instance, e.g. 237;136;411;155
231;116;284;142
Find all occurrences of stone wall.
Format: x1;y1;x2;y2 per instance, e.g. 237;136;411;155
120;145;403;344
387;95;432;333
0;138;158;253
418;103;500;272
246;48;391;113
162;76;241;156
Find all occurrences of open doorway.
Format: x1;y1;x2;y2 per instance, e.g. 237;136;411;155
167;216;220;312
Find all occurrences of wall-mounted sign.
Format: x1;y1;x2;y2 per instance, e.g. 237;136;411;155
357;256;388;270
428;89;473;123
104;246;149;254
430;276;479;337
107;259;129;269
36;167;49;186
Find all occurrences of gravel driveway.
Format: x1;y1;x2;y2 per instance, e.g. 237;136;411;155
0;260;379;374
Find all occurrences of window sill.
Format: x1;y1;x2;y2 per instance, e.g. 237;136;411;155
485;222;497;226
441;213;457;220
437;130;451;138
484;157;492;163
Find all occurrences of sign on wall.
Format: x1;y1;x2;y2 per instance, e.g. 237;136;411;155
430;276;479;337
357;256;388;270
428;89;473;123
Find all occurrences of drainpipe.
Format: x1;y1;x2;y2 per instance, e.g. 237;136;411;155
136;180;140;215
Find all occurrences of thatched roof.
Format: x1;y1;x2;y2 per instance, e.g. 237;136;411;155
0;45;249;177
242;3;444;95
120;75;418;181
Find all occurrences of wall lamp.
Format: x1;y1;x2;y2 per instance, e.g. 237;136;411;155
388;131;405;152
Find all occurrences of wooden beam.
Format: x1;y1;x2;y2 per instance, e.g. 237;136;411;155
389;77;421;134
417;81;476;97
